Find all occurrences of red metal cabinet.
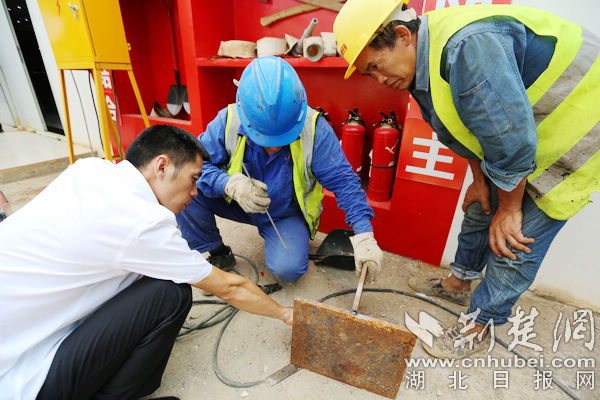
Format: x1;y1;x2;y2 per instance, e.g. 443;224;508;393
114;0;467;265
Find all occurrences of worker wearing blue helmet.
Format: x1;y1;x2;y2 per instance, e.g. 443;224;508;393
176;56;382;282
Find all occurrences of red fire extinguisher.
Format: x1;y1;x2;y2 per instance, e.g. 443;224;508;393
367;111;401;202
341;108;365;174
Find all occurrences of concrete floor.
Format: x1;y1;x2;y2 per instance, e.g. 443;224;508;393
2;166;598;400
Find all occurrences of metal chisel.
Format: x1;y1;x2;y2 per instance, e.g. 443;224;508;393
242;163;290;255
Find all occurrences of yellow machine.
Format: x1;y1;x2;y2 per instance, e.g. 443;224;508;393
39;0;150;162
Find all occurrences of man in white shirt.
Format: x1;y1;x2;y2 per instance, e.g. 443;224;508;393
0;125;292;400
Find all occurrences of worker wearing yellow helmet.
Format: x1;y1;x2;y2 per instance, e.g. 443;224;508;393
335;0;600;359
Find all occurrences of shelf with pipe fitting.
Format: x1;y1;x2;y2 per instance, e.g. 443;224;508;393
196;56;348;68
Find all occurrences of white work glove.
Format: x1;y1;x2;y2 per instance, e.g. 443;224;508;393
350;232;383;284
224;172;271;214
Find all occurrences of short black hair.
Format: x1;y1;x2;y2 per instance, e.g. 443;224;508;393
125;124;211;169
369;4;421;50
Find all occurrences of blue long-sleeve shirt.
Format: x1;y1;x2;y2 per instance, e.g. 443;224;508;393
197;107;374;233
411;16;555;191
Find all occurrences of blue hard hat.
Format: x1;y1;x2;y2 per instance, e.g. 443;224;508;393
236;56;307;147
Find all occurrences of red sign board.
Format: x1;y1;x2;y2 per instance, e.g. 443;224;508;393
101;70;121;125
422;0;511;13
397;97;467;190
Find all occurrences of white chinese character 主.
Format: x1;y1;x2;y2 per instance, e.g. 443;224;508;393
507;306;542;352
101;70;113;90
430;0;494;11
404;369;425;390
552;309;595;352
405;131;455;180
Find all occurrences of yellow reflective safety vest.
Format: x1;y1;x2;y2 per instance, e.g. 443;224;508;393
223;104;324;238
427;5;600;220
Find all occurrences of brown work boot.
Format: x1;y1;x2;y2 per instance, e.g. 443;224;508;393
422;324;491;359
408;276;470;306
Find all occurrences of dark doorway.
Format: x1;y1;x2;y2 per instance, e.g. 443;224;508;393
5;0;63;134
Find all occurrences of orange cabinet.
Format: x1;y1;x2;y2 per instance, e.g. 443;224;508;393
39;0;130;68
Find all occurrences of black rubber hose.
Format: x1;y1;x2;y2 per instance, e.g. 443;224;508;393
177;253;261;337
183;257;580;399
179;305;236;337
212;308;268;388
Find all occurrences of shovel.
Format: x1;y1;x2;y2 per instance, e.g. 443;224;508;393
164;0;187;116
308;229;355;270
291;263;417;398
182;90;190;114
167;70;185;116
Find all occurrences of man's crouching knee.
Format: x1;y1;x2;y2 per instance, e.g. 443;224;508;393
268;261;308;282
142;278;193;319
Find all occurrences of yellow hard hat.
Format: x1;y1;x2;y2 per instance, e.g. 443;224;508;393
334;0;409;79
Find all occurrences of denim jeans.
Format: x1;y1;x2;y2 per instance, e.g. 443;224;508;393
450;180;566;326
176;192;309;281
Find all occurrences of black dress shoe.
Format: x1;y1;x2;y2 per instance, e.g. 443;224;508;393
149;397;180;400
149;397;179;400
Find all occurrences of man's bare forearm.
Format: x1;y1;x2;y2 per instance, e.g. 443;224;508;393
219;275;289;320
469;159;488;182
497;177;527;212
193;268;291;324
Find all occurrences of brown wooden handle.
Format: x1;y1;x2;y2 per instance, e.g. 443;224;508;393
299;0;343;12
260;4;319;26
351;262;368;314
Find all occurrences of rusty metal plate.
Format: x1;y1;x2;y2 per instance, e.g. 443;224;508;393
291;297;417;399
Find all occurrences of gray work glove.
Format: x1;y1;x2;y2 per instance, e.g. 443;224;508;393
350;232;383;284
224;172;271;214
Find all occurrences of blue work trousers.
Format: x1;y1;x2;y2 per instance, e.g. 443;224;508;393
176;192;309;281
450;180;566;326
